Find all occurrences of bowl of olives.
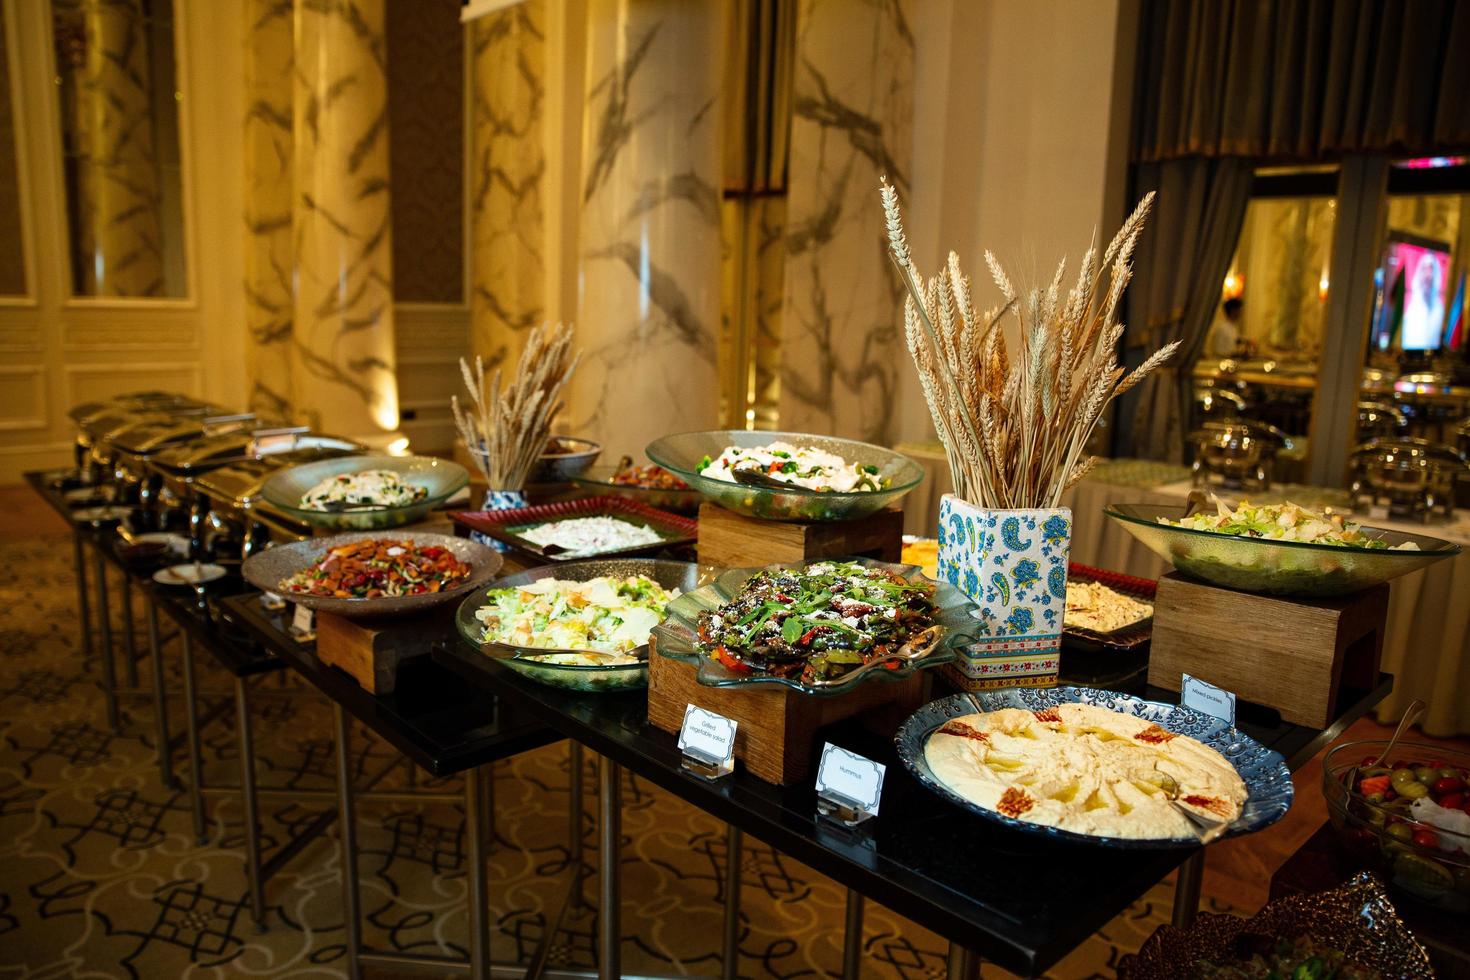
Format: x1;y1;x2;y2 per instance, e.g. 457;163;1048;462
1324;740;1470;914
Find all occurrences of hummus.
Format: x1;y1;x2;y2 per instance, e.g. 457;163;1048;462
924;702;1246;839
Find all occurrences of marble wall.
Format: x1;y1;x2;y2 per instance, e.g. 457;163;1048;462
242;0;295;419
469;0;546;370
570;0;727;460
290;0;399;435
779;0;914;445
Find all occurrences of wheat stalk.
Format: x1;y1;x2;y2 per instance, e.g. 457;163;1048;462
880;179;1175;509
452;321;582;492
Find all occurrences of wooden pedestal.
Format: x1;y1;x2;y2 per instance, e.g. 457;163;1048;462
1148;572;1388;727
315;611;450;694
647;637;925;785
695;503;904;568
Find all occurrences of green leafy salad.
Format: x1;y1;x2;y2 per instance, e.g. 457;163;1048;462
1161;500;1417;550
474;575;678;657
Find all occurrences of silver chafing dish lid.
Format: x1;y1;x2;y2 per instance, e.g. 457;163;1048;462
68;391;206;425
1351;437;1469;472
193;444;363;506
109;413;260;456
1188;419;1292;452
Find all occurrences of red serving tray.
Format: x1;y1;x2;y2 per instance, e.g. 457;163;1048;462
448;496;697;562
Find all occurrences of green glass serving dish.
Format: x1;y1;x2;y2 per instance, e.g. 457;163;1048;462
1104;502;1459;597
260;454;468;531
645;430;924;522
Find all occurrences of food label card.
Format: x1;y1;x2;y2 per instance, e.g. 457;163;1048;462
678;705;736;778
815;744;885;824
1181;673;1237;726
290;604;316;641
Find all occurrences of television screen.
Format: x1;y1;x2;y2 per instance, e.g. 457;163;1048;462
1372;235;1452;351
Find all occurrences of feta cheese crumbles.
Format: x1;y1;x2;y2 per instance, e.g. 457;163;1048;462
697;441;887;493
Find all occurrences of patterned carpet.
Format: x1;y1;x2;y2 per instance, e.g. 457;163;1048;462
0;528;1231;978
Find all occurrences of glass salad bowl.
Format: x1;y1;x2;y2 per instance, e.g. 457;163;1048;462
650;558;968;696
1323;740;1470;915
645;430;924;522
571;463;703;513
455;558;708;692
260;454;468;531
1104;502;1458;597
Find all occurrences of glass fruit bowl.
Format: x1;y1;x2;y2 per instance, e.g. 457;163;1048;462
571;463;702;513
261;454;468;531
1322;740;1470;914
1104;503;1458;597
454;558;708;692
645;430;924;522
651;558;968;696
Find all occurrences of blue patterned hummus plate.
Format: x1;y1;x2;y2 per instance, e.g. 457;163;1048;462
895;687;1293;848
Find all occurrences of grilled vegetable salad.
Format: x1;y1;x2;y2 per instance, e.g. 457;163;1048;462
280;539;471;598
696;561;937;683
475;575;677;655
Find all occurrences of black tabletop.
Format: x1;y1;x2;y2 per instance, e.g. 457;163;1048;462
432;636;1390;977
221;594;562;776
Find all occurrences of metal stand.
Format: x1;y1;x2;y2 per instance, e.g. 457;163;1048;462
72;535;91;662
841;889;864;979
598;757;621;980
1172;849;1206;928
334;704;364;980
236;676;266;927
93;547;119;732
147;600;176;789
569;742;584;910
946;943;982;979
121;576;140;689
466;766;492;980
180;632;208;842
722;826;742;980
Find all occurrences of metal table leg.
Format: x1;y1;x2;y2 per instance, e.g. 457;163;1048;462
146;601;176;789
465;766;491;980
569;742;584;910
1172;849;1206;928
92;547;118;732
722;825;742;980
236;676;265;927
598;757;621;980
946;943;982;979
180;632;207;842
121;576;139;689
72;534;92;662
841;889;864;979
333;704;363;980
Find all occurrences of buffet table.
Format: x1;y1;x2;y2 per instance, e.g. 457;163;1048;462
897;446;1470;737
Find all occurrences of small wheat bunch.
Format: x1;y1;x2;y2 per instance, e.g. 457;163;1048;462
880;180;1178;509
452;322;582;491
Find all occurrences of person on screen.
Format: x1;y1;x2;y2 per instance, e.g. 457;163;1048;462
1207;297;1244;357
1402;254;1446;350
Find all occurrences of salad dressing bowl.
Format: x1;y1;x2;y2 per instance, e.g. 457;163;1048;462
241;531;501;617
646;430;924;522
1105;502;1459;597
455;558;710;692
261;454;468;531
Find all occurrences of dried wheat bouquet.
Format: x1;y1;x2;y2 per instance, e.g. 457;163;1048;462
879;180;1177;510
452;321;582;491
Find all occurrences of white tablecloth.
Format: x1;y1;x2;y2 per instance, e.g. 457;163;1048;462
897;447;1470;735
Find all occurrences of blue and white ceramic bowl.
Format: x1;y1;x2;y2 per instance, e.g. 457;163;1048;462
895;686;1293;848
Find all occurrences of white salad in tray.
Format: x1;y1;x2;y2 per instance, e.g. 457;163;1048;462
697;441;888;493
299;469;429;511
517;516;663;556
474;574;679;662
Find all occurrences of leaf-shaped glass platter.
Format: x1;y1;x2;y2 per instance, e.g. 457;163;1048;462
650;558;971;696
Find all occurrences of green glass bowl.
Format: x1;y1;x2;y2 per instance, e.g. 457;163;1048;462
260;454;468;531
1104;502;1459;597
454;558;710;692
645;430;924;522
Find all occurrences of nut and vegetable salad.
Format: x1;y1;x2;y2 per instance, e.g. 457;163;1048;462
280;539;472;598
696;561;937;683
1161;499;1417;550
611;460;688;489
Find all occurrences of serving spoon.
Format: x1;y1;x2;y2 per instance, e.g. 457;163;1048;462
801;625;945;690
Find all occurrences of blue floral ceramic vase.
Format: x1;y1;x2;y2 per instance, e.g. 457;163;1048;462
474;489;528;552
936;494;1071;690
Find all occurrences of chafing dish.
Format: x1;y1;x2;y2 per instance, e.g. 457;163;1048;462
189;446;359;560
72;395;228;485
1357;400;1408;440
1188;420;1292;491
1194;387;1246;419
1350;437;1469;523
106;413;259;521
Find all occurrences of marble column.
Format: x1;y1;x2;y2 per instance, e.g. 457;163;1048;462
572;0;726;461
779;0;914;444
469;0;546;371
291;0;399;436
73;0;164;297
242;0;295;419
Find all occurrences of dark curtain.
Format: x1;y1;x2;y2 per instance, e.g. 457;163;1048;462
1123;158;1254;461
1135;0;1470;163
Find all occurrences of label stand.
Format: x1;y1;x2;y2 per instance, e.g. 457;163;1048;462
814;743;884;827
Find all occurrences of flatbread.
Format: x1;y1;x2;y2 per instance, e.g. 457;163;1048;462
924;702;1247;839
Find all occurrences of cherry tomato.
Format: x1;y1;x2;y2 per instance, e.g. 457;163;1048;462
1413;829;1440;848
1433;776;1465;796
1438;793;1465;811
